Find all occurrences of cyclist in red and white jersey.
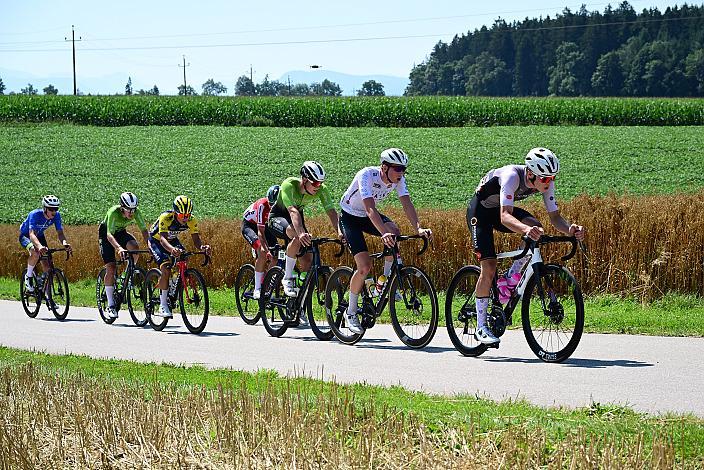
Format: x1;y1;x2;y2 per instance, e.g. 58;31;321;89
467;148;585;345
242;185;280;299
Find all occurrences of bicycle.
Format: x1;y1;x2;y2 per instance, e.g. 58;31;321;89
96;249;151;326
144;251;211;334
325;234;438;348
20;247;71;320
234;243;287;325
259;237;345;339
445;235;585;363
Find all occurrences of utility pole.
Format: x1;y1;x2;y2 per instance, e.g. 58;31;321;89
64;25;82;96
178;55;190;95
250;64;253;83
288;76;291;96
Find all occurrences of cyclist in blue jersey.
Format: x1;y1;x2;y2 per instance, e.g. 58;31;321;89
18;195;73;292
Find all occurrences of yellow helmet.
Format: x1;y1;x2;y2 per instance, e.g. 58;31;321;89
173;195;193;214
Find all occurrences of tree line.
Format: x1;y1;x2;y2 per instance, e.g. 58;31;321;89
405;2;704;97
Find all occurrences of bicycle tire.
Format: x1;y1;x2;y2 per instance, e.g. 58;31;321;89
48;269;70;320
127;266;149;327
325;266;364;345
179;268;209;335
260;266;289;337
235;263;260;325
388;265;439;349
145;268;169;331
307;266;333;340
522;264;584;363
20;268;41;318
96;267;117;324
444;265;489;357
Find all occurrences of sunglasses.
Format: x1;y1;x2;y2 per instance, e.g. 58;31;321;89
389;164;407;173
307;180;322;188
122;207;136;214
176;212;192;221
537;175;556;184
46;208;58;213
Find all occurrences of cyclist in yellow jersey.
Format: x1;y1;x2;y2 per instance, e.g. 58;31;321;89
148;195;211;318
268;161;344;297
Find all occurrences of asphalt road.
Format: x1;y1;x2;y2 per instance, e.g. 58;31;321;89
1;299;702;417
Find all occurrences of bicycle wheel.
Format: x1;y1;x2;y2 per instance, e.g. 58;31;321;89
388;265;439;349
235;263;260;325
260;266;291;337
307;266;333;340
444;266;489;357
522;264;584;363
179;268;209;335
145;268;169;331
48;269;70;320
20;269;41;318
96;268;117;324
324;266;363;345
127;266;148;327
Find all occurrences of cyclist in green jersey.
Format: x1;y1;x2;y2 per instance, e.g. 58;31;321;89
269;161;344;297
98;192;150;319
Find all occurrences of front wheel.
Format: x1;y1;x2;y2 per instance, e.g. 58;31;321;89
307;266;333;340
444;265;488;357
48;269;70;320
325;266;363;345
389;266;439;349
522;264;584;363
259;266;290;337
179;268;209;335
96;268;116;324
127;266;148;327
235;263;260;325
145;268;169;331
20;269;41;318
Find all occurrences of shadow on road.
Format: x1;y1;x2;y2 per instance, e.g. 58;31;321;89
40;318;94;323
165;329;239;337
482;356;653;368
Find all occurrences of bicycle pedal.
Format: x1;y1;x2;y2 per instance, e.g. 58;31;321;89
487;343;500;349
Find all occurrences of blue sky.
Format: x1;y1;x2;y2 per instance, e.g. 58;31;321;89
0;0;688;94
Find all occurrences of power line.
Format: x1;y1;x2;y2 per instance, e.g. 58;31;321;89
1;13;703;54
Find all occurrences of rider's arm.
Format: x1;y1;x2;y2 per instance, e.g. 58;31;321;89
548;210;584;239
28;229;44;250
500;206;532;234
106;231;122;251
288;206;307;236
257;224;270;252
363;197;389;234
325;208;341;236
399;195;422;233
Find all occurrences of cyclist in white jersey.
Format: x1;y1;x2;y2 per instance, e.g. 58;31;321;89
339;148;432;334
467;148;585;345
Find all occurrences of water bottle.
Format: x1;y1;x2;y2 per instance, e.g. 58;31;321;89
374;275;387;297
168;277;178;298
297;271;307;287
364;277;375;296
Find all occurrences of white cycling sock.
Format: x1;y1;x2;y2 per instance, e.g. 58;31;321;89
476;297;490;328
26;264;35;277
254;271;264;290
105;285;115;307
160;289;168;308
347;292;359;316
284;255;297;280
383;259;393;277
508;255;530;278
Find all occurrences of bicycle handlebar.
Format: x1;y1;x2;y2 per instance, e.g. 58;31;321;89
372;233;430;259
44;247;71;261
515;235;580;261
297;237;346;258
173;250;211;267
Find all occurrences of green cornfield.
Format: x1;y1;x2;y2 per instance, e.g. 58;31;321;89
2;95;704;127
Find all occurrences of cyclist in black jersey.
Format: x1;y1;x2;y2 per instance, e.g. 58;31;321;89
467;148;585;345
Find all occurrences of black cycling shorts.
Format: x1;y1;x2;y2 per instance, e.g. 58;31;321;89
466;194;533;260
268;204;307;244
148;237;184;266
98;223;137;263
241;220;277;250
339;210;392;256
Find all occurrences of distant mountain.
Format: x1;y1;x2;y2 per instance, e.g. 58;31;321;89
278;70;408;96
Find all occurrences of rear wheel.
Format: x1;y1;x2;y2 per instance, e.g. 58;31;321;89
445;266;489;357
259;266;290;337
325;266;363;345
235;263;260;325
20;269;41;318
48;269;70;320
389;266;438;349
96;268;116;324
522;264;584;363
307;266;333;340
179;268;209;335
127;266;148;327
145;268;169;331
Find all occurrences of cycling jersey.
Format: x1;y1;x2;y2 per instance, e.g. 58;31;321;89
475;165;558;212
149;211;199;241
276;177;334;213
340;166;409;217
243;197;272;226
19;209;63;237
102;205;147;234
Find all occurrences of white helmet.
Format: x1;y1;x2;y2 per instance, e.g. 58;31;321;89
380;148;408;167
120;192;138;209
42;195;61;209
300;161;325;182
525;148;559;177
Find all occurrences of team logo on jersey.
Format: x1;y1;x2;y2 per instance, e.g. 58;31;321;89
373;183;382;189
470;217;478;226
506;195;513;200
